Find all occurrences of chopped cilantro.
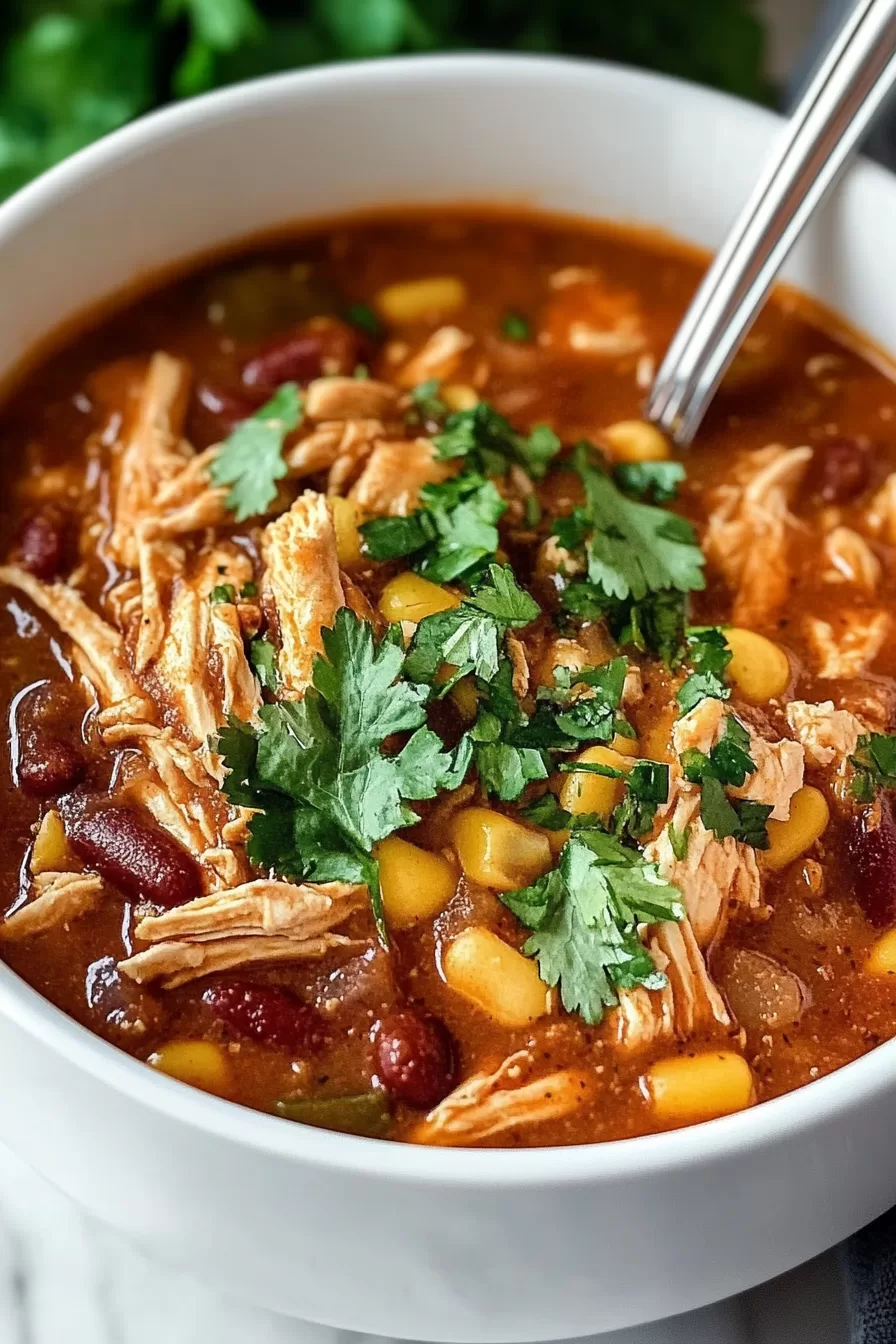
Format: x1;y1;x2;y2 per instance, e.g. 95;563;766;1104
500;830;684;1025
677;627;732;715
612;760;670;840
353;363;370;379
668;822;690;861
209;382;302;522
209;583;236;604
344;302;382;339
249;636;280;691
613;461;685;503
699;776;772;848
562;585;689;668
520;793;573;830
240;581;258;597
501;311;531;342
408;379;448;424
850;733;896;801
561;443;705;602
404;564;540;685
434;401;561;480
465;659;550;801
360;473;505;583
218;608;470;941
536;657;633;745
523;493;542;528
681;714;754;788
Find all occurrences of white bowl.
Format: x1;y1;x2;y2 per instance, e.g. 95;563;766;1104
1;54;896;1343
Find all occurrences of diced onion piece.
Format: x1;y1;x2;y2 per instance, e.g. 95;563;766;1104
645;1050;754;1124
375;277;467;324
148;1040;233;1096
443;926;549;1026
379;573;460;625
724;627;790;703
601;419;670;462
451;807;552;891
764;786;829;871
559;745;632;821
376;835;457;931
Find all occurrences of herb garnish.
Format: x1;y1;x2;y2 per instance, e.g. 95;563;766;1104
501;311;531;342
613;461;685;503
209;382;302;522
850;733;896;801
404;563;540;685
434;401;561;480
209;583;236;604
344;303;383;339
536;657;633;745
500;830;684;1025
676;627;733;715
360;473;506;582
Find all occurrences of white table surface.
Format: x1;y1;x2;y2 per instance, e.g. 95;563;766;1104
0;1141;850;1344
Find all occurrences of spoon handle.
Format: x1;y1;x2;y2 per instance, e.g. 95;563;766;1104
647;0;896;445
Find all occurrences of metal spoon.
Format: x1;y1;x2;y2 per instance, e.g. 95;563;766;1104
647;0;896;445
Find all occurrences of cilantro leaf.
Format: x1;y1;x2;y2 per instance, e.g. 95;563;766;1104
344;302;383;338
500;830;684;1025
681;714;754;788
404;565;540;685
466;661;550;801
501;311;531;342
668;822;690;861
850;734;896;801
406;379;448;427
249;637;280;690
360;473;506;583
210;382;302;522
677;627;733;715
612;760;670;840
565;443;705;602
614;461;685;503
559;583;688;668
209;583;236;604
699;777;771;848
434;401;560;480
536;657;632;745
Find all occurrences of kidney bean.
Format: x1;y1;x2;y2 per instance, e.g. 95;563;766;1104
241;317;361;392
811;437;871;504
68;807;202;908
375;1009;458;1109
18;733;86;797
203;981;324;1052
18;511;65;580
846;797;896;927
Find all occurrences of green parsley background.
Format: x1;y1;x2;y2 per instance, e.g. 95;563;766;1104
0;0;769;202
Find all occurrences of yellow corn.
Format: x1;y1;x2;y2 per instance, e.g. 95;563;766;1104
375;835;457;930
441;383;479;412
601;420;671;463
443;926;549;1026
764;785;830;871
865;928;896;976
330;496;363;569
379;572;460;625
375;277;467;324
646;1050;755;1124
148;1040;233;1097
612;732;640;758
559;745;632;822
639;705;677;765
30;809;72;875
724;627;790;703
450;675;480;723
451;807;553;891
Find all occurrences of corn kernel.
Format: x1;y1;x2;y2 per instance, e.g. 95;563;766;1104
764;785;830;871
866;928;896;976
30;809;72;875
375;835;457;930
450;675;480;723
331;496;363;569
601;420;671;463
379;572;460;625
612;732;640;758
443;926;549;1026
148;1040;233;1097
375;277;467;324
646;1050;754;1124
639;705;677;765
724;627;790;703
451;807;553;891
559;745;632;821
441;383;479;412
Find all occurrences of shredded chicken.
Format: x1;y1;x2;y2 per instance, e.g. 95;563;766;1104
133;879;366;944
823;526;881;592
133;533;184;669
286;417;383;492
611;918;734;1053
805;610;891;679
108;352;192;568
261;491;345;696
506;634;530;699
349;438;453;516
0;872;105;941
866;472;896;545
703;445;812;627
728;735;804;821
644;793;763;948
785;699;866;768
672;698;726;757
119;932;358;990
304;376;397;421
396;326;473;388
411;1051;593;1146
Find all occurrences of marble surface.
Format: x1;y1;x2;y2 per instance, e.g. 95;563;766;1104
0;1141;850;1344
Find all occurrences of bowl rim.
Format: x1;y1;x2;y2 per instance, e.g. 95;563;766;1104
2;49;896;1187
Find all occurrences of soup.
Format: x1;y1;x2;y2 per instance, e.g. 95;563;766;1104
1;211;895;1147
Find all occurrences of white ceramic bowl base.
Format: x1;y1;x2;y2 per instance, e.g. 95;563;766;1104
1;55;895;1344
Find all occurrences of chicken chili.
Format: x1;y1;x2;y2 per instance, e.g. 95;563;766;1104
2;210;896;1147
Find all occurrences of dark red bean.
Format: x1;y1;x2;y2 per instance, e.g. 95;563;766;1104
241;317;360;392
203;981;324;1052
18;511;65;580
68;807;202;908
811;437;871;504
18;733;86;797
375;1009;457;1109
846;797;896;927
